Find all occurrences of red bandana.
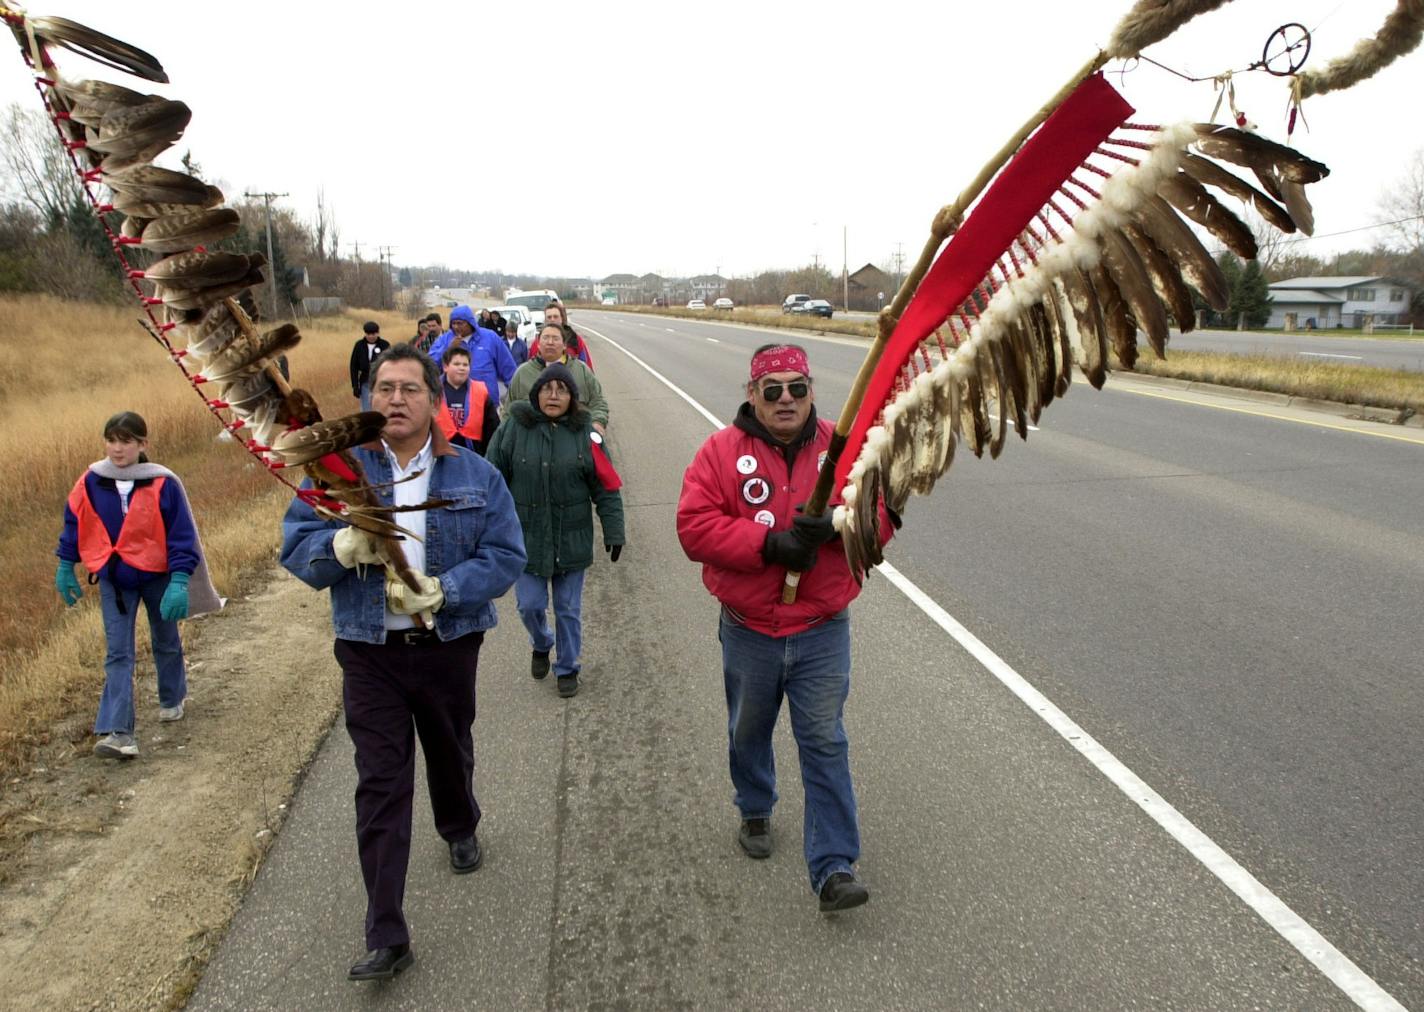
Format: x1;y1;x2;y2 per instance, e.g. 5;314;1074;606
749;345;809;381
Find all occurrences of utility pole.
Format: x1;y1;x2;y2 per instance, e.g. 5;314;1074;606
842;225;849;311
892;243;905;292
244;189;288;319
377;245;396;310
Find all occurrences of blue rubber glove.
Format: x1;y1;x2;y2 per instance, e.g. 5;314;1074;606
160;572;191;621
56;561;83;606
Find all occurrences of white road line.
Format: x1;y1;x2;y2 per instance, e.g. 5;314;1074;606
987;413;1039;432
665;327;676;333
581;319;1405;1012
707;338;720;344
1299;352;1364;360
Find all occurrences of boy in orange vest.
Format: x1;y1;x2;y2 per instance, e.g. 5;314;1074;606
435;344;501;455
55;411;222;759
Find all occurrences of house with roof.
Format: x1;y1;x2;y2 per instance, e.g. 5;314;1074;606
847;263;894;311
688;274;728;301
599;273;643;303
1266;276;1416;330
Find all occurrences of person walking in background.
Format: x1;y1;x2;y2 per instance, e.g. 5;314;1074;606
676;343;893;914
350;321;391;412
543;302;593;370
55;411;222;760
507;324;608;433
281;343;525;982
485;363;624;699
436;345;500;455
502;319;528;377
427;306;516;407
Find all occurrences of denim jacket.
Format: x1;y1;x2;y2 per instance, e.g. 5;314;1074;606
280;430;526;645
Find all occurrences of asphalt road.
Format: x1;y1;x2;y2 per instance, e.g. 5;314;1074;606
1169;327;1424;372
190;311;1423;1010
748;311;1424;370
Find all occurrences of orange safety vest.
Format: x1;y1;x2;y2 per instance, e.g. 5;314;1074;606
435;383;488;443
66;474;169;574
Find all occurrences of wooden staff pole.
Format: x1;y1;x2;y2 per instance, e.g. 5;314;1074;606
781;50;1108;604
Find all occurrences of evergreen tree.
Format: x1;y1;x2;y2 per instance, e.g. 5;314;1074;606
1236;260;1271;328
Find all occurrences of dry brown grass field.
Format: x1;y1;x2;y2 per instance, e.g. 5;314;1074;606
0;294;420;777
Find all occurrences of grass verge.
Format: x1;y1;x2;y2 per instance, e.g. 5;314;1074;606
0;294;413;779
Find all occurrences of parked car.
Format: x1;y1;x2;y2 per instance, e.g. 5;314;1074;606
652;297;667;307
488;305;537;345
713;297;734;311
601;296;617;306
803;299;833;318
782;293;811;313
687;299;706;310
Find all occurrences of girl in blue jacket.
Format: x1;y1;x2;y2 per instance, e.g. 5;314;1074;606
55;411;222;759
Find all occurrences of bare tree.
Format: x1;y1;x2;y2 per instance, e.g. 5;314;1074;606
0;103;82;224
1376;147;1424;252
313;187;332;263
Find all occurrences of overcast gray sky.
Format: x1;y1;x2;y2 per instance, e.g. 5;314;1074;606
3;0;1421;279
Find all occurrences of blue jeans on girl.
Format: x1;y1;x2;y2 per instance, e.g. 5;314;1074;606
719;609;859;894
95;576;187;734
515;569;585;678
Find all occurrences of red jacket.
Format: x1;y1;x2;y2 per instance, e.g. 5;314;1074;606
677;407;888;637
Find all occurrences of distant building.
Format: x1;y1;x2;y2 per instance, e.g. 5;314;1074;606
599;273;642;304
1266;276;1416;330
847;263;894;312
688;274;728;300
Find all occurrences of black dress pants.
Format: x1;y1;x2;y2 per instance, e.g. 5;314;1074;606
335;632;483;949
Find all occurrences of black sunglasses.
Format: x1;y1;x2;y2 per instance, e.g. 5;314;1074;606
759;380;810;401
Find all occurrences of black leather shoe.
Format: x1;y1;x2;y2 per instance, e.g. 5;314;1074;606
348;943;413;981
449;835;483;874
818;872;870;913
556;675;579;698
737;818;772;859
531;650;550;679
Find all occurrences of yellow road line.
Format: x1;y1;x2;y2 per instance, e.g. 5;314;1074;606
1114;386;1424;446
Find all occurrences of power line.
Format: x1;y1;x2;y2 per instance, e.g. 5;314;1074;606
1270;213;1424;247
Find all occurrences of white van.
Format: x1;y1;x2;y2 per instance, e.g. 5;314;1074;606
503;289;560;328
488;305;537;346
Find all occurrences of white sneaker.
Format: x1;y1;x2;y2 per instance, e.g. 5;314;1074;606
94;732;139;759
158;700;185;722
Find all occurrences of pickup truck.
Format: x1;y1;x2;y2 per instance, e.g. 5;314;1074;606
781;294;811;313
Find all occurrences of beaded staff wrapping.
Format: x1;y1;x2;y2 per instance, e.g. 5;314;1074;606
2;5;440;619
782;0;1424;601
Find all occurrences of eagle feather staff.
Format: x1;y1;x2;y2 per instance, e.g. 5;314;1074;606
3;4;440;619
781;0;1424;601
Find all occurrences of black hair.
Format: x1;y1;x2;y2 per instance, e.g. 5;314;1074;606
426;312;443;326
370;342;441;398
103;410;150;463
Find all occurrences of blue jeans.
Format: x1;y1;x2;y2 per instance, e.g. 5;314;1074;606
515;570;585;678
359;382;372;412
95;577;187;734
719;610;859;893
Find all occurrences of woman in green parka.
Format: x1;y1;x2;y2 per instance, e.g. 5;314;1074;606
485;362;625;698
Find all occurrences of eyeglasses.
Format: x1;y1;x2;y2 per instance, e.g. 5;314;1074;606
759;381;810;401
373;382;429;399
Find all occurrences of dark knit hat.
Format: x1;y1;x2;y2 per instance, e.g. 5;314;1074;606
530;362;579;410
363;320;380;334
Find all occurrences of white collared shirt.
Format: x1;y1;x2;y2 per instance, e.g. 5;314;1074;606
382;434;433;631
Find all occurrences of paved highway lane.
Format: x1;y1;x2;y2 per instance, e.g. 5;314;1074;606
190;312;1420;1009
579;310;1424;1004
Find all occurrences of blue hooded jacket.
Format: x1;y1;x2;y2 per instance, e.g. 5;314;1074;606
428;306;516;405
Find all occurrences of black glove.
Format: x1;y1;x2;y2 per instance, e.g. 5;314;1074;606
791;505;838;547
606;544;622;562
763;530;819;572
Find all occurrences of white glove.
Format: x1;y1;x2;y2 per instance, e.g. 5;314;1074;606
385;572;445;619
333;527;384;568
